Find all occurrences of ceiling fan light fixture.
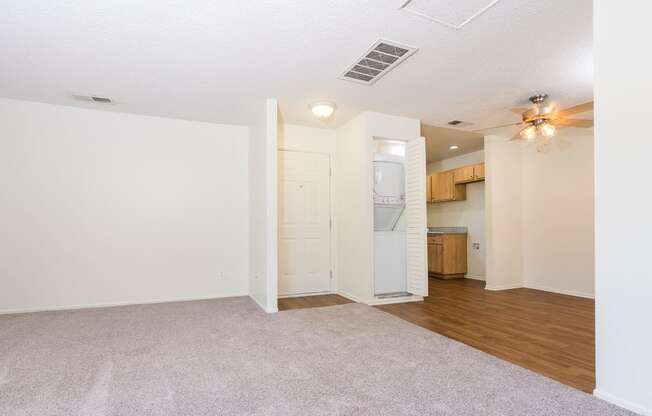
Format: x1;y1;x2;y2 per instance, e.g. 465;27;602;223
539;122;556;138
520;124;537;141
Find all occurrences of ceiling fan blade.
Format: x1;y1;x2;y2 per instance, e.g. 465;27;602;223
472;122;522;132
554;118;594;128
510;131;523;141
556;101;594;118
510;108;530;115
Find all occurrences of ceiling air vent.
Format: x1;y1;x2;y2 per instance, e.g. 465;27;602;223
340;40;418;85
72;93;113;104
447;120;473;127
91;96;112;103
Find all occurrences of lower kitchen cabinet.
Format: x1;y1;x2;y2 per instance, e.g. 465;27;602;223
427;233;467;279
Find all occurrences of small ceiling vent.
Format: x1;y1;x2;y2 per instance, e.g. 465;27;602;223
340;40;418;85
447;120;473;127
72;93;113;104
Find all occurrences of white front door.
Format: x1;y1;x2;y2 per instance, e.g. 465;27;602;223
278;150;331;296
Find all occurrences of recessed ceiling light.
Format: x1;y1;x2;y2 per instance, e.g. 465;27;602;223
310;101;336;119
449;145;460;150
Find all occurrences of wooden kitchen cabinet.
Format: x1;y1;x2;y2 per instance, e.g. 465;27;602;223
473;163;485;180
453;165;475;183
427;234;467;279
453;163;485;184
429;163;484;203
428;240;443;274
427;234;443;274
430;171;466;202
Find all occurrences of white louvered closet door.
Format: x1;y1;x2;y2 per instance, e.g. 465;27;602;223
405;137;428;296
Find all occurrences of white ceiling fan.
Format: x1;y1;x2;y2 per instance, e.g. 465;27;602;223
476;94;594;145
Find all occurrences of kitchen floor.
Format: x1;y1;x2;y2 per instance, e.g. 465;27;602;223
278;278;595;393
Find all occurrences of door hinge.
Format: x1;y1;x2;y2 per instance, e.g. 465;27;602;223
329;167;332;177
329;219;332;229
330;270;333;280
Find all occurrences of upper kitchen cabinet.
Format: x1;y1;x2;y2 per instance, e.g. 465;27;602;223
453;165;474;183
429;171;466;202
473;163;485;180
453;162;485;184
427;162;484;204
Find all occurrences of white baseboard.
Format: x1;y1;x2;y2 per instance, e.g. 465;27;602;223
594;389;651;416
278;291;335;299
0;292;249;316
336;290;365;304
484;283;523;291
249;294;278;314
524;283;594;299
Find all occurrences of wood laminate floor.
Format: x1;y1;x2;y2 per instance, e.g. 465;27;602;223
277;294;353;311
277;278;595;393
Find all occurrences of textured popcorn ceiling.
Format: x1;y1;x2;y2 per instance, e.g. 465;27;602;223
0;0;592;130
422;124;484;163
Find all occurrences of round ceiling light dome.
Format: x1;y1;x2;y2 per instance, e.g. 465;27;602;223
310;101;336;119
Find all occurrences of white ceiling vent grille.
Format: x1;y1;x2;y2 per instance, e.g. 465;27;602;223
340;40;418;85
72;93;113;104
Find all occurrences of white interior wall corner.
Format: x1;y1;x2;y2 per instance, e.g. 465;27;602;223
247;98;279;313
0;98;250;313
483;135;524;290
594;1;652;413
334;113;373;302
265;99;279;312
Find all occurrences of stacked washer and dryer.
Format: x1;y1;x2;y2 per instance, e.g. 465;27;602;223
373;153;408;296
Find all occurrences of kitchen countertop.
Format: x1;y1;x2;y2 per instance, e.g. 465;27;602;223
428;227;468;235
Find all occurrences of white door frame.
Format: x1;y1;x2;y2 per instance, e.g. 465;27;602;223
277;149;335;298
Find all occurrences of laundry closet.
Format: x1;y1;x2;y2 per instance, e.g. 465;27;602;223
373;140;407;296
333;112;427;305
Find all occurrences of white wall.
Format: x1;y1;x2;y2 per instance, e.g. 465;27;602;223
0;98;249;313
334;113;372;302
594;1;652;414
522;133;594;298
365;112;421;142
248;99;278;313
485;131;595;297
484;135;524;291
278;123;336;155
426;150;484;174
426;150;485;280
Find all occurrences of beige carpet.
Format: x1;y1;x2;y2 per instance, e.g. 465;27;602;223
0;297;635;415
